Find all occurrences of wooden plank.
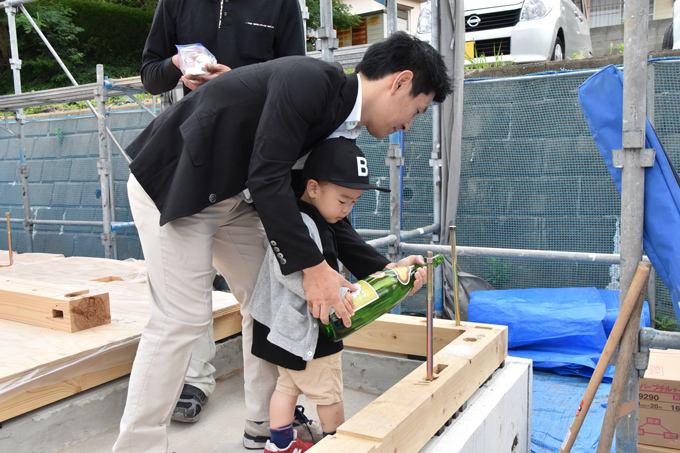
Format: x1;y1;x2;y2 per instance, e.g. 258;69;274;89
213;303;243;341
0;251;64;267
0;362;133;423
0;277;111;332
311;320;508;452
0;362;132;422
0;303;244;422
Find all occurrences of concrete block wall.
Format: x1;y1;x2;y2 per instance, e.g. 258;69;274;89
456;59;679;323
458;69;621;290
0;109;154;260
355;109;435;233
590;18;672;57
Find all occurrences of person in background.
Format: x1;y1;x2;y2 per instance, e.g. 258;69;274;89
137;0;308;441
249;138;428;453
113;32;452;452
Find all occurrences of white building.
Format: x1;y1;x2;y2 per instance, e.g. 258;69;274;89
336;0;427;47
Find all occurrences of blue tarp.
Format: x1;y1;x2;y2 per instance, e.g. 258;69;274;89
578;64;680;324
468;287;650;380
531;371;614;453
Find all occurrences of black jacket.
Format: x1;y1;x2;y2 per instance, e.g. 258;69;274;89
128;56;388;277
141;0;305;95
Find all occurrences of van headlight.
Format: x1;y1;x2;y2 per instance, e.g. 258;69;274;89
520;0;552;21
417;7;432;34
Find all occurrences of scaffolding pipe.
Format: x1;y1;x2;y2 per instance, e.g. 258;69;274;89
367;234;398;249
124;93;157;118
299;0;308;37
386;144;404;265
431;0;441;243
431;0;443;317
8;218;136;229
387;0;397;34
616;0;653;448
96;65;115;259
357;229;433;238
639;327;680;352
399;243;651;265
4;1;34;252
318;0;336;62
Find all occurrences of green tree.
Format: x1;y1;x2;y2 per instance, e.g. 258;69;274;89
0;0;153;95
306;0;361;31
0;0;84;92
87;0;157;10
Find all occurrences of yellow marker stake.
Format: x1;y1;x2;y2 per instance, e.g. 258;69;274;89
5;212;12;266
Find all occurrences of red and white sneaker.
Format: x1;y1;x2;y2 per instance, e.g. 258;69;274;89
264;435;313;453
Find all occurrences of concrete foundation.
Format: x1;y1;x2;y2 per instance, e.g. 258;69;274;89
0;336;531;452
422;356;533;453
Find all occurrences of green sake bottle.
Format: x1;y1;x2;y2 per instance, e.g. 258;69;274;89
322;253;445;342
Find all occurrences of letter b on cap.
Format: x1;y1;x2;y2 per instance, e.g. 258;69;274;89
356;156;368;177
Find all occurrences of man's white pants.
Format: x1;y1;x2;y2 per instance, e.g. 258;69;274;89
183;318;216;397
113;175;278;452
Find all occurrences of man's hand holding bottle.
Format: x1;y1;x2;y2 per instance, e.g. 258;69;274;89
303;261;357;328
303;254;428;329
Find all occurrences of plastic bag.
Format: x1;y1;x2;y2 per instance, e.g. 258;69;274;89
176;43;217;76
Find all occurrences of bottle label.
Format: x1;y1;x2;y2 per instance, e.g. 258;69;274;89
351;280;379;312
393;266;410;285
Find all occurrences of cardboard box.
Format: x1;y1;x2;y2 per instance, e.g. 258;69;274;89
638;443;679;453
638;348;680;450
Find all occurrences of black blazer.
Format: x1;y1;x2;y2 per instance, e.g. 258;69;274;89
128;56;389;276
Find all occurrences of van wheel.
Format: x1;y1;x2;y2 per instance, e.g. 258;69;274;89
551;36;565;60
662;22;673;50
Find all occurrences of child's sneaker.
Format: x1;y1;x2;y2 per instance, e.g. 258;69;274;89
293;405;323;444
264;436;314;453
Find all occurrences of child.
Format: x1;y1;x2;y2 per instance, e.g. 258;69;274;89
248;137;426;453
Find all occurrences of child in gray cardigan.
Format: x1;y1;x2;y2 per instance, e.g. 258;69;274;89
249;138;426;453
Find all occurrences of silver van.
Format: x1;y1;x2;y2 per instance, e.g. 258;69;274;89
416;0;592;63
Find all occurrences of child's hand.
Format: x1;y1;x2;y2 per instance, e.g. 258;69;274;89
390;255;427;296
343;287;356;311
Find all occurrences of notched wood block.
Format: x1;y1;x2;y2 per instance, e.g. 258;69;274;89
0;277;111;332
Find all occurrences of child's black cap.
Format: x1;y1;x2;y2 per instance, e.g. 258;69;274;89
302;138;390;192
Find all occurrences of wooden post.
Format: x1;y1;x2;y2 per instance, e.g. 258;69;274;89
596;264;651;453
559;261;651;452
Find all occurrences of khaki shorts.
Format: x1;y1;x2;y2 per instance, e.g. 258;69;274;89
276;351;343;406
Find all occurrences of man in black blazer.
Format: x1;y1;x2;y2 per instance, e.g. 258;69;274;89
114;32;452;452
138;0;307;429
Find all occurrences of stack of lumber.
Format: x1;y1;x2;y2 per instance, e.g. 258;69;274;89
0;251;240;422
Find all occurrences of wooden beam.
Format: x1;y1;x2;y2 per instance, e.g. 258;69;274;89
343;313;488;356
0;277;110;332
0;361;133;423
312;320;508;452
213;303;243;341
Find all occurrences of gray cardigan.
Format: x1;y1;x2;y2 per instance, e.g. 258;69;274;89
249;213;343;361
